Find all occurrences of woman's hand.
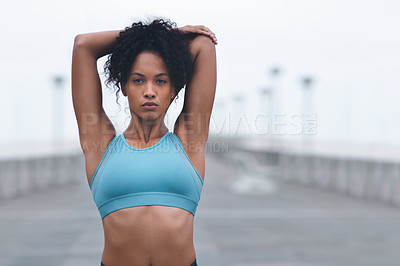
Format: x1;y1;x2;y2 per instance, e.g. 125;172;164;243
178;25;218;45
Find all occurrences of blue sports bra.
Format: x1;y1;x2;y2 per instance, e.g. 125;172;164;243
89;131;204;219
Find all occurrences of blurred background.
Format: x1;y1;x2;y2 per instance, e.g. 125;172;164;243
1;0;400;266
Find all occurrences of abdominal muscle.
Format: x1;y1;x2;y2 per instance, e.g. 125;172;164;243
101;205;196;266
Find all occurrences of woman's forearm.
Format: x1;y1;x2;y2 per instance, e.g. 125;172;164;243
73;30;123;59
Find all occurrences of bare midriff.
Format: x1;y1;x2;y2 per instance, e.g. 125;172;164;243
101;205;196;266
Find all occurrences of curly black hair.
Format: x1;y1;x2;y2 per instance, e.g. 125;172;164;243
103;17;197;109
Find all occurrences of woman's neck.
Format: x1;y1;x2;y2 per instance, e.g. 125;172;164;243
124;116;169;143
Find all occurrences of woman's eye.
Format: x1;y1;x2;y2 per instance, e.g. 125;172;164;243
157;80;166;84
133;79;143;84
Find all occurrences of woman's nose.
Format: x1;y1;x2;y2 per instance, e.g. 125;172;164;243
144;84;156;98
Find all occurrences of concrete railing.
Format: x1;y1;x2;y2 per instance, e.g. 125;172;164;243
278;153;400;206
209;135;400;207
0;141;85;199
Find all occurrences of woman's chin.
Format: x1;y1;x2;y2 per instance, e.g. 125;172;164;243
139;113;162;123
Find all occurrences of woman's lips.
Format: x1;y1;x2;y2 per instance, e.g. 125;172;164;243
142;105;157;110
142;102;157;110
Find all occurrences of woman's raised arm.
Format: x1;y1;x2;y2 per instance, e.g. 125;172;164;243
71;30;121;156
174;27;217;147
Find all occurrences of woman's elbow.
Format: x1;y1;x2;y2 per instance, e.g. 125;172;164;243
195;35;216;49
73;34;88;49
191;35;216;58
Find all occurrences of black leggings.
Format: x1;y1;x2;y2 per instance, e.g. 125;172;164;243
101;258;197;266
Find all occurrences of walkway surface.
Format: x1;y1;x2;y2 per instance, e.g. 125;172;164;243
1;151;400;266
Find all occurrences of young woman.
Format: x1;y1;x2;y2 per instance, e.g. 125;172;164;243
71;18;217;266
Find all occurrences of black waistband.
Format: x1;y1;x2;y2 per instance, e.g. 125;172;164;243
101;258;197;266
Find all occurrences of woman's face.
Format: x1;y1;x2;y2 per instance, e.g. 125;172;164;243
122;51;175;122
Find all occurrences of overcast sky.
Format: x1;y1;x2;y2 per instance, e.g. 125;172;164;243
1;0;400;145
